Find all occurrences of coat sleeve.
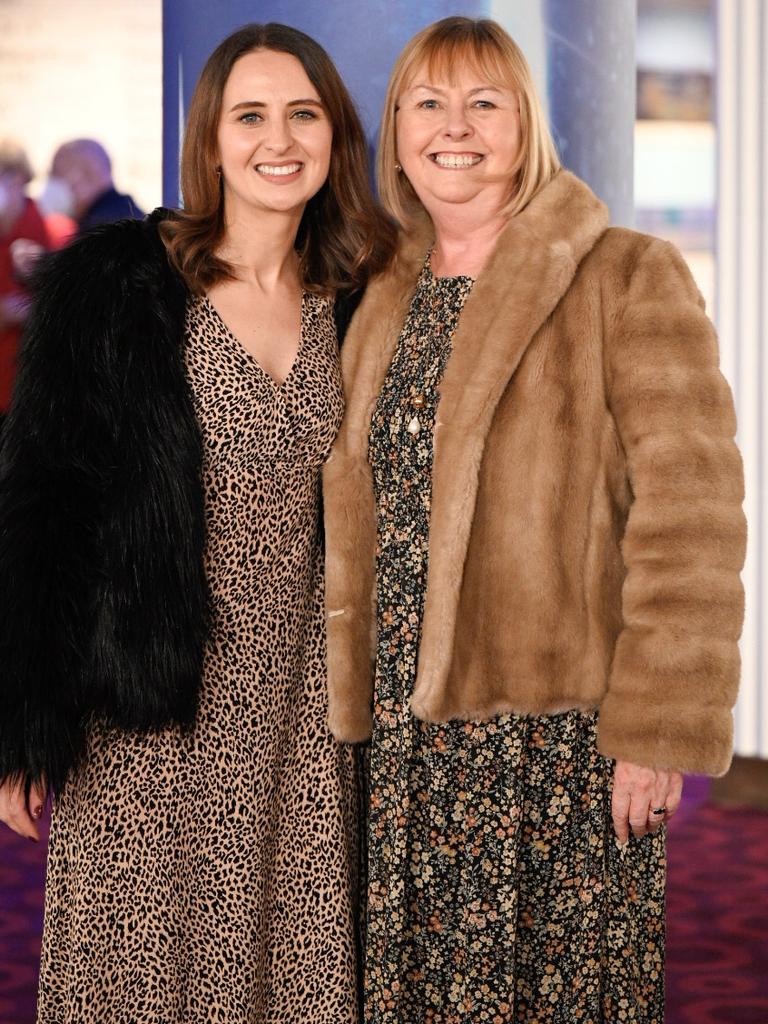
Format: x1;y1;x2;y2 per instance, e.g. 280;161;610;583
0;232;131;792
597;238;746;776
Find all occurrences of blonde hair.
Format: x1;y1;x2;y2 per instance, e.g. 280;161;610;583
0;139;33;183
377;16;561;227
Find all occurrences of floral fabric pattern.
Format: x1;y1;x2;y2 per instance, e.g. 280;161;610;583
364;254;665;1023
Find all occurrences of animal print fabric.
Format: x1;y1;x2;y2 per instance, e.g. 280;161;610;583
37;292;358;1024
363;254;666;1022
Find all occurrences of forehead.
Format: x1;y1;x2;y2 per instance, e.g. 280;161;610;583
52;150;77;173
223;49;319;100
403;47;513;94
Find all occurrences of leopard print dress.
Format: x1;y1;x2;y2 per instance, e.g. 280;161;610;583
36;292;358;1024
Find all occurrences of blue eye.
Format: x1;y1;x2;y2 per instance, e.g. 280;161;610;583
238;112;262;124
291;109;318;120
418;99;440;110
473;100;496;109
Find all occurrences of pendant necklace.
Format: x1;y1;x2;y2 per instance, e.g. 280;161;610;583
406;393;426;436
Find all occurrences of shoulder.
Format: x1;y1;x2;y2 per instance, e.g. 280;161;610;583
82;188;144;227
32;213;182;308
585;227;702;308
16;198;49;243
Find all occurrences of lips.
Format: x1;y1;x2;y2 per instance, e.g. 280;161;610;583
255;162;303;177
429;153;483;168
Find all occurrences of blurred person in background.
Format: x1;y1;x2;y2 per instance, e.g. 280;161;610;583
0;139;50;427
49;138;145;234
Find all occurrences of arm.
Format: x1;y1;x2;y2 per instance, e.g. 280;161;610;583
0;232;130;796
598;238;746;777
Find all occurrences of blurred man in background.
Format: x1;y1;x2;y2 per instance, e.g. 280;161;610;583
49;139;144;235
0;139;50;425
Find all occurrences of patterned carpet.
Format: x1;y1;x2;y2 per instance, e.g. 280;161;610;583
1;788;766;1023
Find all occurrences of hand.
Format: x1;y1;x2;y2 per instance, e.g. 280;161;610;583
9;238;45;282
611;760;683;844
0;776;48;842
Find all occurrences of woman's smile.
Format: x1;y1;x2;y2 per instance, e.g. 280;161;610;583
428;151;484;168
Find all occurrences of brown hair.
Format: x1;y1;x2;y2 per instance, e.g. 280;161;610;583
161;23;395;294
377;16;561;227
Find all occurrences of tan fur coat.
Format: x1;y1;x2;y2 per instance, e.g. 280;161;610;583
323;171;746;776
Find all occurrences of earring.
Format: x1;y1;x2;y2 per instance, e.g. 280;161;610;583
394;162;402;172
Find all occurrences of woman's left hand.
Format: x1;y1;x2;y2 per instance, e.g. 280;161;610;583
611;760;683;844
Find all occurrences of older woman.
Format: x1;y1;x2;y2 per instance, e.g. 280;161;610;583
0;23;394;1024
323;16;745;1023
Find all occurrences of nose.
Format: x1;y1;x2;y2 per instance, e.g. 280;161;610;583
263;116;293;154
442;102;473;140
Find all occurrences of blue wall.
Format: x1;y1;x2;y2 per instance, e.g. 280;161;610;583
163;0;635;224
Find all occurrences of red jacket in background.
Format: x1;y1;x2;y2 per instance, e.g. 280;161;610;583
0;198;50;413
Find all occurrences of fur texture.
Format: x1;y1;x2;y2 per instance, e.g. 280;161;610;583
323;171;746;776
0;214;208;792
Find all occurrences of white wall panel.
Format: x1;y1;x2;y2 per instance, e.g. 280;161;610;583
716;0;767;759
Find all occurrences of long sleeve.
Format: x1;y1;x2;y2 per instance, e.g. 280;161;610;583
0;221;207;792
597;238;746;776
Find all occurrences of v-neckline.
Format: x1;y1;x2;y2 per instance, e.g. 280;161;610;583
203;292;307;390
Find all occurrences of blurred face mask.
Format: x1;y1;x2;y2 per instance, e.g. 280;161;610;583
37;175;75;218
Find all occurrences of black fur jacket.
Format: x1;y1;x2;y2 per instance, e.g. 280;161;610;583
0;211;358;793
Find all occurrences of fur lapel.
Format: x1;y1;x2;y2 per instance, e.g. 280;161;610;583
414;171;609;711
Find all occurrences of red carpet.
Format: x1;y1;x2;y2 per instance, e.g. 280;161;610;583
666;799;768;1024
1;793;767;1022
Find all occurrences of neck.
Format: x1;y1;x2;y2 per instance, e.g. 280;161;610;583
219;199;303;291
77;181;112;218
430;209;510;279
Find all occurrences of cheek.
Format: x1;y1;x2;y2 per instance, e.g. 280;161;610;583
217;128;254;168
495;117;522;165
396;121;423;165
318;127;333;170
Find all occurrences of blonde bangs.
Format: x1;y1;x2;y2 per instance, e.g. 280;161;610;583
378;16;561;228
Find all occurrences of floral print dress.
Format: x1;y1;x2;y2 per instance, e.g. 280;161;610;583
364;254;666;1024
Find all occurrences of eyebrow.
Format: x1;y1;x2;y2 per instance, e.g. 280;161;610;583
410;84;503;96
229;98;324;111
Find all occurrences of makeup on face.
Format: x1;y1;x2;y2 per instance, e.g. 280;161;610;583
217;50;333;215
395;68;521;215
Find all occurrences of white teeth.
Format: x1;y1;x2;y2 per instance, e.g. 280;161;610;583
256;163;302;176
432;154;482;168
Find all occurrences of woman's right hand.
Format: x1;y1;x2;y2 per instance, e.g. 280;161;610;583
0;776;47;841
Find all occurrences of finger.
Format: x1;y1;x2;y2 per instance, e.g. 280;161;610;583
665;773;684;819
647;810;665;833
611;784;631;845
28;779;48;821
629;792;650;839
648;774;669;831
3;806;40;842
1;783;41;842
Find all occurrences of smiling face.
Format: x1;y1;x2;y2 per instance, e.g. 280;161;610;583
216;48;333;221
395;63;521;221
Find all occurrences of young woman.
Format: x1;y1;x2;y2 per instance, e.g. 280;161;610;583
323;16;745;1023
0;23;394;1023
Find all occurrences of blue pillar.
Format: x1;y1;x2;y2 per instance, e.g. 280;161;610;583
544;0;636;225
